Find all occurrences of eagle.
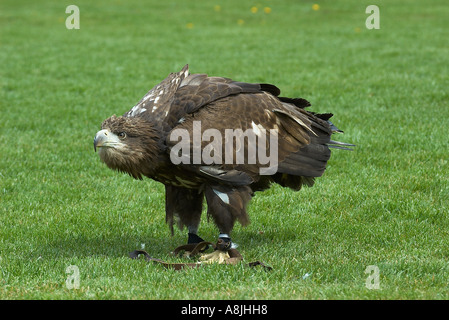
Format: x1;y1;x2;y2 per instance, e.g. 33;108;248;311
94;65;353;262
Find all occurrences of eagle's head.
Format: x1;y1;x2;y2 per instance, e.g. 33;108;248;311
94;115;160;179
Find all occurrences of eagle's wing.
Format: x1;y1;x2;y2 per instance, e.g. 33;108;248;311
123;65;280;130
123;65;190;123
165;90;333;187
123;65;334;187
170;74;280;117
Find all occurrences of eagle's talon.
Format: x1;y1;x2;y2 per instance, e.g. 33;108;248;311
198;237;243;264
216;237;232;251
188;233;206;244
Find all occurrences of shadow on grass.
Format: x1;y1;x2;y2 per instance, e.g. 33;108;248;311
41;234;183;260
40;226;301;262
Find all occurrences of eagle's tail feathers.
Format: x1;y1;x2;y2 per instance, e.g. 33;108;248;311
327;140;356;151
327;120;344;133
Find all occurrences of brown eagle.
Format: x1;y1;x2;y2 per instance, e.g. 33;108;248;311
94;65;353;260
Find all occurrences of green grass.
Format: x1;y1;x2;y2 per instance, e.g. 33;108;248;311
1;0;448;299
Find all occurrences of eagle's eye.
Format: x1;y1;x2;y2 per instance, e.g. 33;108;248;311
118;132;127;139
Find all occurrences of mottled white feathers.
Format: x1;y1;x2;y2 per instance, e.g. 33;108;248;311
124;65;190;118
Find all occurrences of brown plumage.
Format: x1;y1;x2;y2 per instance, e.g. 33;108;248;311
94;65;353;248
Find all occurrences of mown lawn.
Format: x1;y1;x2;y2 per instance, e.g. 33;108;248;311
1;0;448;300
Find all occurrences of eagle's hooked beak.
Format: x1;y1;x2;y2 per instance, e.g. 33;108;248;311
94;129;111;152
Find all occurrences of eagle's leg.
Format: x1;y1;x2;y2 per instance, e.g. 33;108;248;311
198;185;250;264
187;226;206;244
165;185;207;247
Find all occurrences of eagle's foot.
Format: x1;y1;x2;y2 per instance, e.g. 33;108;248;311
188;233;206;245
172;234;211;258
199;238;231;264
199;238;243;265
173;236;243;264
